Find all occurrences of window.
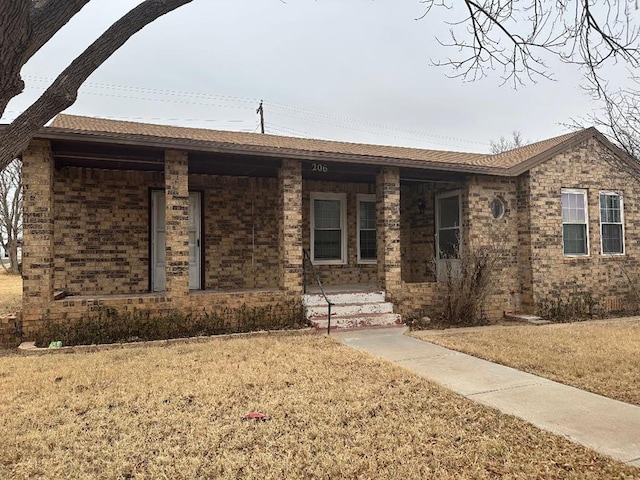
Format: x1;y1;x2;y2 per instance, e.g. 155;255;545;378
600;192;624;254
490;197;505;219
311;193;347;264
357;194;376;263
561;189;589;256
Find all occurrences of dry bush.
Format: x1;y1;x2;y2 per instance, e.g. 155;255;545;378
0;336;635;479
34;301;305;347
430;242;503;327
414;318;640;405
537;287;601;322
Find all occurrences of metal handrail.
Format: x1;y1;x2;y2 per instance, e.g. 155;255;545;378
302;249;334;334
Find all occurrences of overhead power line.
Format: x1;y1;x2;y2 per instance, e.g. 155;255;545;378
17;75;491;149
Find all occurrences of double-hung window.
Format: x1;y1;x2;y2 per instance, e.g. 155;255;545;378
600;191;624;254
311;192;347;264
357;194;377;263
561;189;589;256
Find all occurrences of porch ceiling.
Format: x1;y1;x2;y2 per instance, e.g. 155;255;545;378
52;141;281;177
51;140;469;182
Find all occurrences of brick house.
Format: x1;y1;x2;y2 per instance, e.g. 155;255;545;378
18;115;640;336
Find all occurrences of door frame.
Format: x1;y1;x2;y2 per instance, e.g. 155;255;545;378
435;189;462;281
149;188;205;292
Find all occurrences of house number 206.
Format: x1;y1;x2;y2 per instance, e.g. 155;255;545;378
312;163;328;172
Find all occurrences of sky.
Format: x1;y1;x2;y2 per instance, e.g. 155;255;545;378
4;0;605;153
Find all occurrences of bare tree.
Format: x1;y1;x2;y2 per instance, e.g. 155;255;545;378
490;130;526;153
0;159;22;275
420;1;640;88
0;0;193;172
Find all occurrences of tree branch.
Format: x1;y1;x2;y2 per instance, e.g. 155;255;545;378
22;0;91;64
0;0;193;171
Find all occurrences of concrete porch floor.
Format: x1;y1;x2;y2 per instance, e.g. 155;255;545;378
305;283;379;294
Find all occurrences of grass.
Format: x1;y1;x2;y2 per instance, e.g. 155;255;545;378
0;335;636;479
0;268;21;315
413;318;640;405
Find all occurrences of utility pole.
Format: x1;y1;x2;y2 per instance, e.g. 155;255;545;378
256;100;265;134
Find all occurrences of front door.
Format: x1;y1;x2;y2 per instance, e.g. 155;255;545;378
435;190;461;281
151;190;201;291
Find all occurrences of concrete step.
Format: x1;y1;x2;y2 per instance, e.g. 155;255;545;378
306;301;394;318
311;312;402;330
302;291;386;307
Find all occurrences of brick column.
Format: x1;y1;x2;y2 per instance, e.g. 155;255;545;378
22;140;55;330
376;167;402;292
164;150;190;299
279;159;303;292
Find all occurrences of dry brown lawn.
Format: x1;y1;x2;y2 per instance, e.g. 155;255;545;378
413;318;640;405
0;268;22;315
1;335;637;479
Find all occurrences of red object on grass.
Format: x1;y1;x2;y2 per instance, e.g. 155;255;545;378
243;411;271;421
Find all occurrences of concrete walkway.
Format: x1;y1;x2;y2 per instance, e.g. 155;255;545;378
333;326;640;467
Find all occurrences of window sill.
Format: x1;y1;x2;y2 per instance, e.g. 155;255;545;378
357;259;377;265
312;260;347;266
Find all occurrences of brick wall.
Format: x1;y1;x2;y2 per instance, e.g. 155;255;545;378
189;175;280;290
400;181;463;283
465;175;520;318
302;180;377;286
52;169;282;296
526;137;640;312
53;167;161;295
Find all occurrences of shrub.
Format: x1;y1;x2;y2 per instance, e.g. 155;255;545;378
34;300;306;347
430;242;503;327
537;288;601;322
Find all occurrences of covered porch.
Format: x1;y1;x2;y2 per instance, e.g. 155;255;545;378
21;129;471;333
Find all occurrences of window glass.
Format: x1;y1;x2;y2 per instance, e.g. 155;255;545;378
312;195;345;262
600;193;624;254
438;196;460;228
314;200;341;229
562;190;588;255
358;199;376;261
359;202;376;230
314;230;341;260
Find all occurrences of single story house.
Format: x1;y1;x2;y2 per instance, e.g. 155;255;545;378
17;114;640;335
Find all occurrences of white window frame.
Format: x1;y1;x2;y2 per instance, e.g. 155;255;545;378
310;192;347;265
599;190;625;255
561;188;590;257
357;194;377;264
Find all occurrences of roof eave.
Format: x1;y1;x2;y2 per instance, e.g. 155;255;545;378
34;127;506;176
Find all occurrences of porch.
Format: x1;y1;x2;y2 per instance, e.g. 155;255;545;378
20;134;470;333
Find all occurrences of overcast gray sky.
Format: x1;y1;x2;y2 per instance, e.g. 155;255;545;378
5;1;600;153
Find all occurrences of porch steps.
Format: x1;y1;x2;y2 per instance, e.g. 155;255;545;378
302;290;401;330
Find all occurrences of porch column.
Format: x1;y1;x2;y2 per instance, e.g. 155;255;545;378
279;159;303;292
22;140;55;329
376;167;402;292
164;149;190;299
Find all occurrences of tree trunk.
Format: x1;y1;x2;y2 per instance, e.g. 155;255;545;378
5;238;19;274
0;0;193;171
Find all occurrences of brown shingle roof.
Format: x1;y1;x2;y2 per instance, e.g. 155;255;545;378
45;114;596;175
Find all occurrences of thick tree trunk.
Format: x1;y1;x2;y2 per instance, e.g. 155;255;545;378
0;0;192;171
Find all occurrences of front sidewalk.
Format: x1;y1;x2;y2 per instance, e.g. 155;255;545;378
333;326;640;467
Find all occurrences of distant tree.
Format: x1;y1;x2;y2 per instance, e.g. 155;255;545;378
0;0;193;172
0;159;22;275
490;131;526;154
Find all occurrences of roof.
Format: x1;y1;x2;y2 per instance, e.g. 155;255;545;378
37;114;605;176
